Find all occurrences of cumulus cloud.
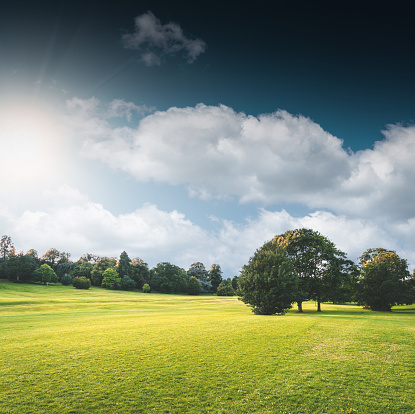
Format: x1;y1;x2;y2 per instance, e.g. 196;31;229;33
3;186;415;275
122;11;206;65
69;100;415;221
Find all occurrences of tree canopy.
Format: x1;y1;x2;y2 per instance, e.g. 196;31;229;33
238;247;299;315
357;248;411;311
269;228;355;312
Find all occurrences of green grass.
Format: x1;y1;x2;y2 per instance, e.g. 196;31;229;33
1;280;414;413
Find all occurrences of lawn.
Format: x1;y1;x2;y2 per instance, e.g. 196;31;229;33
1;280;414;413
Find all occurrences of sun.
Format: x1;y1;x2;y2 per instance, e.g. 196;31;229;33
0;101;63;184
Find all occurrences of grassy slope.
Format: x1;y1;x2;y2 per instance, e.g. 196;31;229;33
0;280;414;414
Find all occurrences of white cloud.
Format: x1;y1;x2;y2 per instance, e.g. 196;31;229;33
3;186;415;275
122;11;206;65
70;101;415;223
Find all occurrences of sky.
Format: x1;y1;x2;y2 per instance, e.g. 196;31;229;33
1;0;415;276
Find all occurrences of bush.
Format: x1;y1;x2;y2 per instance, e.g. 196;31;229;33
73;276;91;289
120;276;136;290
142;283;151;293
216;279;235;296
188;276;201;295
61;273;73;286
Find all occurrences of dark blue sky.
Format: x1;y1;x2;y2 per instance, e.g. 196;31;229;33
2;0;415;150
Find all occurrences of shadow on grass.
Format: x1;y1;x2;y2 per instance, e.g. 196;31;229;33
289;302;415;317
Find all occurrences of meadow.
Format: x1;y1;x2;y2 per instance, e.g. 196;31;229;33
1;280;414;413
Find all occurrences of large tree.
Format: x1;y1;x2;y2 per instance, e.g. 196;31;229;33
357;248;411;311
130;257;150;288
33;264;58;285
208;264;223;293
270;228;354;312
187;262;211;293
117;251;131;278
238;247;299;315
151;262;188;294
7;251;37;283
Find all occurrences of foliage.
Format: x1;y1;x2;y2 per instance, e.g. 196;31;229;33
187;262;211;293
0;235;14;259
120;275;136;291
216;278;235;296
72;276;91;289
208;264;223;293
239;247;299;315
151;262;188;293
130;258;150;287
7;251;38;283
56;261;75;280
231;275;239;291
142;283;151;293
357;248;411;311
270;228;355;311
91;257;117;286
41;248;70;271
33;264;58;285
72;261;94;280
101;268;120;289
117;251;131;278
187;276;201;295
60;273;73;286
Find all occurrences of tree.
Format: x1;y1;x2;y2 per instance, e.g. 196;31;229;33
56;261;75;281
0;235;13;259
101;268;120;289
120;276;136;290
187;276;201;295
72;261;94;280
117;251;131;279
0;235;14;279
142;283;151;293
130;258;150;288
90;257;117;286
231;276;239;291
208;264;223;293
33;264;58;285
7;251;36;283
238;247;299;315
357;248;411;311
270;228;354;312
187;262;211;293
216;279;235;296
41;248;69;271
151;262;188;294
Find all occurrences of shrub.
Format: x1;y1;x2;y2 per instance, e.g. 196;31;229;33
61;273;73;286
73;276;91;289
142;283;151;293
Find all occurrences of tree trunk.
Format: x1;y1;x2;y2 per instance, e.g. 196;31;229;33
297;301;303;313
317;299;321;312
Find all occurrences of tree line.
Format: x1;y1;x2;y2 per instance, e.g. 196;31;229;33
0;235;237;296
238;228;415;314
2;229;414;312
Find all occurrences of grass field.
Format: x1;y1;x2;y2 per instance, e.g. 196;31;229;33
1;280;414;413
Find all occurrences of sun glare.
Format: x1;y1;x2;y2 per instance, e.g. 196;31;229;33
0;101;62;184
